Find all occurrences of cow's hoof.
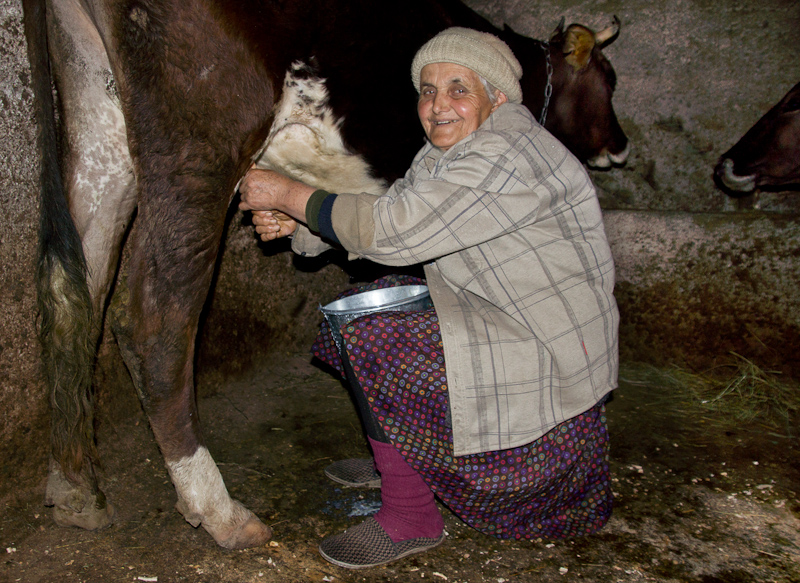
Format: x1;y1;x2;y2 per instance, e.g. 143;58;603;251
45;465;114;531
51;496;115;531
215;513;272;550
176;497;272;549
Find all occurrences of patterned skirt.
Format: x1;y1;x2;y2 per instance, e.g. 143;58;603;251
312;276;613;540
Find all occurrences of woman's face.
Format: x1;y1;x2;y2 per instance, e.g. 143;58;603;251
417;62;506;151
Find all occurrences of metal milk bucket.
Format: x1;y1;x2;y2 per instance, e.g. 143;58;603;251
319;284;432;440
319;285;432;353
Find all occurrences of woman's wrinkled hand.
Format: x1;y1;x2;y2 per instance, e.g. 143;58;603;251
252;209;298;241
238;168;297;213
237;168;315;241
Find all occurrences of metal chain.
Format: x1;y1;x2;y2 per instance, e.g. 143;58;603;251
539;42;553;126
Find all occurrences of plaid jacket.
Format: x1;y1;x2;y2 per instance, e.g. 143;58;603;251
295;103;618;456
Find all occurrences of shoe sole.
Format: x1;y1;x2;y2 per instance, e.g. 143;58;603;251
319;533;445;569
324;469;382;489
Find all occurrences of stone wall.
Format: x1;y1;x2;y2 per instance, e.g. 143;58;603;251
1;0;46;456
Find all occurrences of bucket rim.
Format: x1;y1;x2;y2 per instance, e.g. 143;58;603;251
319;285;430;315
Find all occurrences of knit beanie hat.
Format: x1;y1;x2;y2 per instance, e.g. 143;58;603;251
411;27;523;104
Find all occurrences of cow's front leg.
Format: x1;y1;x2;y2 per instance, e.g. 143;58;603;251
168;446;268;548
110;202;271;550
156;404;270;550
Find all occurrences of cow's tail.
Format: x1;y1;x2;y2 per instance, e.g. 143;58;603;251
23;0;98;482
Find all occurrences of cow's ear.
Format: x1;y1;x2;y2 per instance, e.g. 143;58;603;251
563;24;595;71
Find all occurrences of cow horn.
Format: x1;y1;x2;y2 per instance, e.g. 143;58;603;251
719;158;757;192
594;15;620;48
552;16;566;37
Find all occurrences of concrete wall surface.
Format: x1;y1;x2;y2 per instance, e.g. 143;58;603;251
605;210;800;374
1;0;799;456
1;0;44;456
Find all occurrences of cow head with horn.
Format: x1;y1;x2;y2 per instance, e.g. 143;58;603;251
533;16;629;168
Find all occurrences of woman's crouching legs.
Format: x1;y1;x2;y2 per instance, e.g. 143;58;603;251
318;437;445;569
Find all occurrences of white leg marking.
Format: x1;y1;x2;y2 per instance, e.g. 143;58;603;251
48;1;138;304
166;447;251;530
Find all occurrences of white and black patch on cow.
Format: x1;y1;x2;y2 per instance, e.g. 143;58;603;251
251;61;387;195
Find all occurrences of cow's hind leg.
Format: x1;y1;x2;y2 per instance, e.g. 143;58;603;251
36;1;137;530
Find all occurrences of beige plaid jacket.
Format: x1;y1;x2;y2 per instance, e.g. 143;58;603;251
294;103;618;456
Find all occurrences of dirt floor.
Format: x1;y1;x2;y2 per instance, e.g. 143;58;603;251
1;356;798;583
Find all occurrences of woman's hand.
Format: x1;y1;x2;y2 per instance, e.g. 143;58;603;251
238;168;294;213
252;209;298;241
238;168;316;223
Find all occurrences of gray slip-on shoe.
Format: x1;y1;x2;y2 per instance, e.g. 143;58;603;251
324;458;381;488
319;516;445;569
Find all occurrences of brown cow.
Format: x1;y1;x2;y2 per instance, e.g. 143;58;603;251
23;0;628;549
715;81;800;194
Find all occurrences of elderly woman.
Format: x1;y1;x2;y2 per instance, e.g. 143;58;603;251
239;27;619;569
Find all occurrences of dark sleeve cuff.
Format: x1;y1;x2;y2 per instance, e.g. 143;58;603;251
305;189;333;233
318;193;340;245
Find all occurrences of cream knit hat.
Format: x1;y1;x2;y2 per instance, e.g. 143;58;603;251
411;27;523;104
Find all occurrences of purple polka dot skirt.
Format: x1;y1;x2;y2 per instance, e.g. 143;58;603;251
313;276;613;540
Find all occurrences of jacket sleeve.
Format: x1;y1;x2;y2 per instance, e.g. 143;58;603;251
290;224;335;257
